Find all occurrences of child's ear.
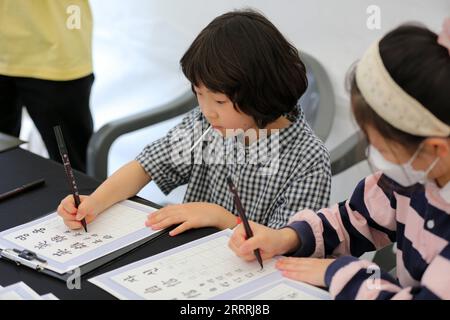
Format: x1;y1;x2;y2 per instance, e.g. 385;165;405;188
424;138;450;158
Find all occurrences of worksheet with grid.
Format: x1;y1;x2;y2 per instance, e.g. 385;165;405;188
237;278;330;300
89;230;329;300
0;282;43;300
0;200;159;274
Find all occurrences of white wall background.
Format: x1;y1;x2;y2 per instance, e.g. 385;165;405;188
21;0;449;206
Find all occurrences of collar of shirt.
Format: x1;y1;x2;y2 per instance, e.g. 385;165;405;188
439;180;450;203
197;108;306;169
425;180;450;213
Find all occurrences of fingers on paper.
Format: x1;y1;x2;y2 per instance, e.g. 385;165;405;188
146;206;183;230
169;221;193;236
60;195;77;214
64;219;83;230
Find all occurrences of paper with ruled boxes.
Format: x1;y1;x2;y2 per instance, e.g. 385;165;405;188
0;200;159;274
89;229;331;300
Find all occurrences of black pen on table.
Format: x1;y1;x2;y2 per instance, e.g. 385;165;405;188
53;125;87;232
0;178;45;202
226;176;263;269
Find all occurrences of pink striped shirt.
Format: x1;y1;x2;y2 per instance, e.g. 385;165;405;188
287;172;450;300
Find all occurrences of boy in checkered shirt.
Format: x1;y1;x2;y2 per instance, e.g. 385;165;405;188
57;10;331;236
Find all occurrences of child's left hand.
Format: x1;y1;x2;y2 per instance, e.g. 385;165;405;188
276;257;335;288
145;202;237;236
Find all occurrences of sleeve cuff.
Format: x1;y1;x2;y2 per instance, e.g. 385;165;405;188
285;221;316;257
324;255;360;288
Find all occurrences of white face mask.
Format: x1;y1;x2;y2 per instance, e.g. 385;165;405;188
367;145;440;187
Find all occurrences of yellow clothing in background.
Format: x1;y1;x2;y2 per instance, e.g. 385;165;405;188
0;0;93;81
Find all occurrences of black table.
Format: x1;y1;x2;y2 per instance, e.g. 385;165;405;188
0;147;217;299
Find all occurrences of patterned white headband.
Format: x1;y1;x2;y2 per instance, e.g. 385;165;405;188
355;41;450;137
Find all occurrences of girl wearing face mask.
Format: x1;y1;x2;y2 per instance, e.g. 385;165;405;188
228;20;450;300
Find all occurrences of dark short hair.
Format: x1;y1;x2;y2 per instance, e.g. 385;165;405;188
349;24;450;150
180;9;308;128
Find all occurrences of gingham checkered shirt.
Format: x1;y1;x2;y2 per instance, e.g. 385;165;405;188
136;107;331;229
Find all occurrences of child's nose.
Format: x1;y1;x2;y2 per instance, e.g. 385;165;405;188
202;105;219;120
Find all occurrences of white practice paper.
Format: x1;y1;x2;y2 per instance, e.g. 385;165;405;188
0;200;160;274
89;230;330;300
